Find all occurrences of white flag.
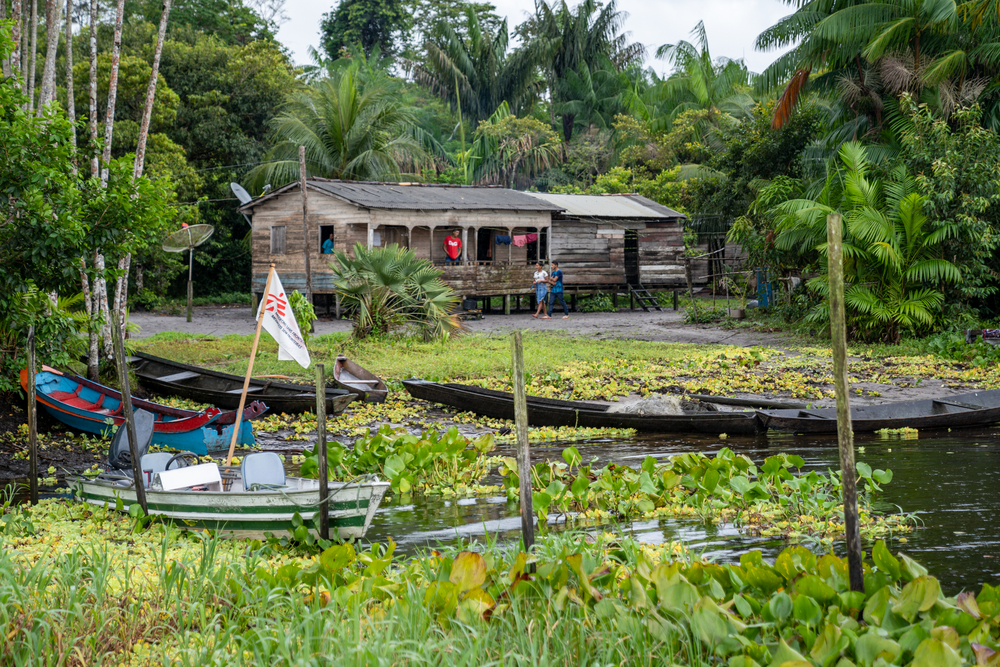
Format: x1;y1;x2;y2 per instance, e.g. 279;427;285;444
255;272;311;369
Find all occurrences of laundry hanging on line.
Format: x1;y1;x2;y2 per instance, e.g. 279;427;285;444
494;235;512;245
511;235;529;247
525;233;538;243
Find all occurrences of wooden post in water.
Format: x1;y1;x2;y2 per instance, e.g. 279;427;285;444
110;312;148;515
511;331;534;550
827;213;864;592
315;363;329;540
27;325;38;505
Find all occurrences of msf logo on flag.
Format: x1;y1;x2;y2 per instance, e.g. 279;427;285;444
255;271;310;369
264;292;288;317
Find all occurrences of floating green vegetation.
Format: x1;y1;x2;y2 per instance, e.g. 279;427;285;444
301;426;501;496
877;427;920;440
0;498;988;667
499;447;913;543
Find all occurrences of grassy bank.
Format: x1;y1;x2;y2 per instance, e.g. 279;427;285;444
137;330;1000;403
0;497;985;667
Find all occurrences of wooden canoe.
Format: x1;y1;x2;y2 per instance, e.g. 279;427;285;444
757;388;1000;433
132;352;356;415
22;367;266;455
402;379;762;435
333;356;387;403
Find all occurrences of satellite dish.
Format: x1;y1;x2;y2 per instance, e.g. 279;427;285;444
162;224;215;322
230;183;254;227
230;182;252;205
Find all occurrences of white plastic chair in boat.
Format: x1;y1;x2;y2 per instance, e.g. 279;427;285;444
241;452;286;490
139;452;175;487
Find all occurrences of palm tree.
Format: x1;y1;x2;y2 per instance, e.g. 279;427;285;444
531;0;645;141
246;62;426;190
414;8;544;123
330;243;462;340
773;141;961;342
756;0;1000;130
654;21;754;124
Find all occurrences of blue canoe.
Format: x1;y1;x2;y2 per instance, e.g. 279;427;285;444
22;367;268;455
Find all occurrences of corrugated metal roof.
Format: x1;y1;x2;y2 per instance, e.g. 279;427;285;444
525;192;686;219
238;179;563;212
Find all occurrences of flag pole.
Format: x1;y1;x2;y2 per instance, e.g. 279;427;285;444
225;263;275;466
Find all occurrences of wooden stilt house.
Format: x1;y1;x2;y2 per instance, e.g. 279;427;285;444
239;180;688;305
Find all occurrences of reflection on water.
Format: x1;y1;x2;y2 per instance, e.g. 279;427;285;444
364;429;1000;594
11;429;1000;593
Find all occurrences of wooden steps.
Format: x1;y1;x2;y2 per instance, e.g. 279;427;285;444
628;284;662;312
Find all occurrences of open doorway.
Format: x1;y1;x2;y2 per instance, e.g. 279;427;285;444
319;225;335;255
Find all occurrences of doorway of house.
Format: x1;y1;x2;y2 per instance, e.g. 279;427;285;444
624;229;639;285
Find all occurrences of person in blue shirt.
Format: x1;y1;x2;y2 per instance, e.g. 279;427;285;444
543;260;569;319
322;233;335;254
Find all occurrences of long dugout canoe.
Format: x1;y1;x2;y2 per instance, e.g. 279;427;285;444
402;379;762;435
758;388;1000;433
132;352;356;415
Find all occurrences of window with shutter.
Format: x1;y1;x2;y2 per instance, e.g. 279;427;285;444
271;226;286;254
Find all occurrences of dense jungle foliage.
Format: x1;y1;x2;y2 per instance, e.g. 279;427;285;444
6;0;1000;343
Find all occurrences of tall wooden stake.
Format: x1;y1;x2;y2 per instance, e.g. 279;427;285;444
299;146;313;307
315;363;329;540
511;331;533;550
27;325;38;505
225;264;275;466
827;213;864;592
186;248;193;322
110;311;148;514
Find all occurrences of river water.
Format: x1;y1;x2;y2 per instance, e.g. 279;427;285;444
364;428;1000;594
13;428;999;594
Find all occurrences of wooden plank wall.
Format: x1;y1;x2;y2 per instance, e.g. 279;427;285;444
250;189;552;296
550;218;686;288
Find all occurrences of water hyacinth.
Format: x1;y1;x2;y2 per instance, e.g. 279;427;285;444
0;500;989;667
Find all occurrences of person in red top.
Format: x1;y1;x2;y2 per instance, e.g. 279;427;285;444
444;229;463;265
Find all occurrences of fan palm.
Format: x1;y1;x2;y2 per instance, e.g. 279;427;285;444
246;62;425;190
414;8;545;123
773;141;961;342
330;243;462;340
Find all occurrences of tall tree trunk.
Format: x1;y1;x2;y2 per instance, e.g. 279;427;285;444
88;252;104;380
37;0;60;112
64;0;76;154
98;0;127;354
100;0;126;184
88;0;97;177
28;0;37;110
115;0;173;317
1;1;9;78
133;0;171;180
11;0;22;76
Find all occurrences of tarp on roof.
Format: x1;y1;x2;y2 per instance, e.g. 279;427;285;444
238;178;564;212
524;192;685;219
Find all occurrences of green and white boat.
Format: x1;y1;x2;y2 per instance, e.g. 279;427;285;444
68;456;389;540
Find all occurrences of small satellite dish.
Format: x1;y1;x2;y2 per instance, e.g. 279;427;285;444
230;182;252;205
230;183;254;227
162;224;215;322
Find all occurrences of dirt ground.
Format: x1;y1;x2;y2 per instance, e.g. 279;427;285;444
130;305;791;348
